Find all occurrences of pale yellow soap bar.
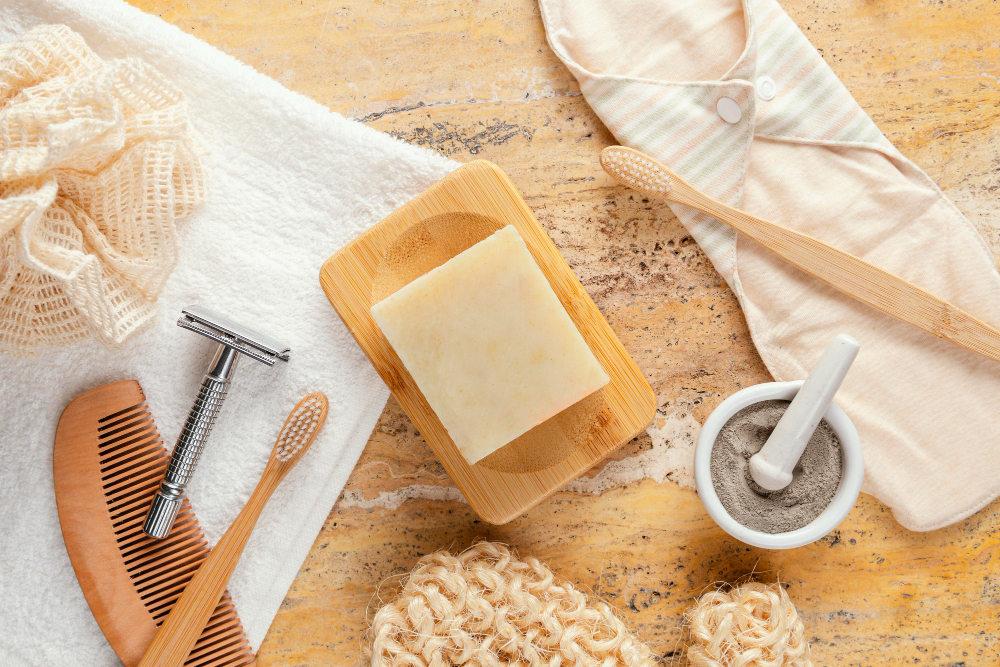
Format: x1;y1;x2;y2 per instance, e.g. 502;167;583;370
371;225;610;465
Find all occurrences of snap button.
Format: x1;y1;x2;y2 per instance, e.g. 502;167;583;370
717;97;742;124
756;76;776;101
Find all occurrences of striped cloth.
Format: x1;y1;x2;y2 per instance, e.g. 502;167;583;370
540;0;1000;531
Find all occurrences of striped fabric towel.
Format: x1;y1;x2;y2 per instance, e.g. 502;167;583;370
540;0;1000;531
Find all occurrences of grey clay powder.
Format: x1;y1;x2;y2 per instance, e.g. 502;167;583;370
710;400;843;534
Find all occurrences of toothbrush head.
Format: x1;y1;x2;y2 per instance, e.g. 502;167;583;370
600;146;673;199
273;392;328;465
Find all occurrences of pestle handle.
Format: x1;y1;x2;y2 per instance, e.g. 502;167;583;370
749;334;860;491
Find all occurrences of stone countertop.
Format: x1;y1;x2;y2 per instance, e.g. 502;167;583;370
128;0;1000;663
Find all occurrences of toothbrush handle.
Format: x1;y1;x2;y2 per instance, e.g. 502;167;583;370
143;345;238;539
665;175;1000;363
137;473;279;667
601;146;1000;364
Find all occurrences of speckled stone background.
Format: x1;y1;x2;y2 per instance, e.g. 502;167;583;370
128;1;1000;664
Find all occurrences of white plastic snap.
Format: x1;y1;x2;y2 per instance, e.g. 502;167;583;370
717;97;742;124
756;76;777;101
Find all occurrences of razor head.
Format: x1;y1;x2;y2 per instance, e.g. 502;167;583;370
178;305;291;365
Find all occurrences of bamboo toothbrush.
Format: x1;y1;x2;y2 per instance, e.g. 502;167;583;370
601;145;1000;363
138;392;329;667
54;380;256;667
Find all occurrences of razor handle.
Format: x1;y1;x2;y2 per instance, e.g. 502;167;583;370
142;345;238;539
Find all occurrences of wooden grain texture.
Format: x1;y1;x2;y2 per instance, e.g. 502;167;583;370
123;0;1000;664
53;380;255;667
603;145;1000;364
138;393;327;667
320;161;655;524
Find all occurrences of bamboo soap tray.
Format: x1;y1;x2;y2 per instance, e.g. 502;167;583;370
320;161;655;523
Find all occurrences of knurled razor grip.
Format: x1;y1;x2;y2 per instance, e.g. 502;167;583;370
142;306;291;539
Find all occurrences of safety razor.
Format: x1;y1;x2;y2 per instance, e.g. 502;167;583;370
142;305;291;539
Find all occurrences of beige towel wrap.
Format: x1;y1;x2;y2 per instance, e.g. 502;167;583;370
540;0;1000;530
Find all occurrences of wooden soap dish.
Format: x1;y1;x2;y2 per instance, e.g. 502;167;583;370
320;161;656;523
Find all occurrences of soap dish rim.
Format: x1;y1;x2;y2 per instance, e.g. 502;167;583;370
319;160;657;524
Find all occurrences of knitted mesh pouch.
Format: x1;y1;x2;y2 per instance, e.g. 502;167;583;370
0;24;206;356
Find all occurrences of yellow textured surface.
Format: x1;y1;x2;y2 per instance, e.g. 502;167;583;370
126;1;1000;663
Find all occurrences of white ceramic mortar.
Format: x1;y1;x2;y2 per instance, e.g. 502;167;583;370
694;381;864;549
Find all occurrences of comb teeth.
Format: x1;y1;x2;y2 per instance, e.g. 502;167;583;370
94;401;257;666
603;148;672;196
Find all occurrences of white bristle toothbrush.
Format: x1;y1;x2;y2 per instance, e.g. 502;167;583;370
138;392;329;667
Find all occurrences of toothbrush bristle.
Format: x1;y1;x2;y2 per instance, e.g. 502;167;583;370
603;148;671;196
275;393;328;462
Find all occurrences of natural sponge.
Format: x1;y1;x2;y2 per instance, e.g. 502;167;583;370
365;542;657;666
0;24;206;356
686;583;812;667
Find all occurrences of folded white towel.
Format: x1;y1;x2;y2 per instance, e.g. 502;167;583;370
0;1;453;664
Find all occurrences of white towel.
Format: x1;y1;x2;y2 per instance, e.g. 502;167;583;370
0;1;454;664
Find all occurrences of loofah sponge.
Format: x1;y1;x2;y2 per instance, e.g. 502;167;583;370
365;542;658;666
0;24;206;356
686;583;812;667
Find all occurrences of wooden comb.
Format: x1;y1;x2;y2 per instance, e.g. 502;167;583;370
54;380;256;667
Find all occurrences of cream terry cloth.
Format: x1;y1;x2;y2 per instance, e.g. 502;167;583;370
0;1;453;665
540;0;1000;531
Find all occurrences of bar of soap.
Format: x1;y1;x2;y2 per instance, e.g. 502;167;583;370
371;224;610;465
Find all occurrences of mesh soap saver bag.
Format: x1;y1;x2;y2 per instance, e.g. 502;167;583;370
0;24;206;356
